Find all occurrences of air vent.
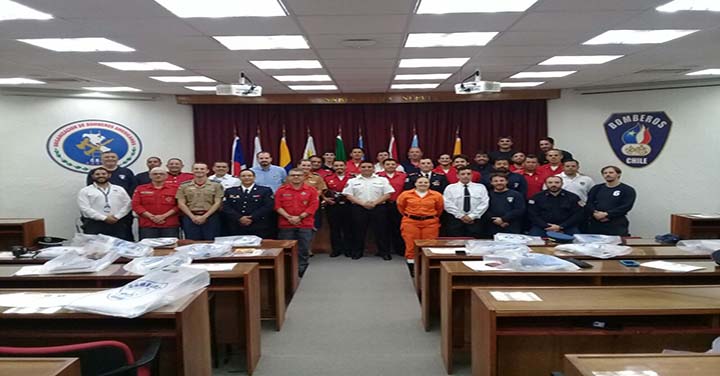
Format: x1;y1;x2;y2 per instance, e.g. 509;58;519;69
634;68;692;75
39;77;93;83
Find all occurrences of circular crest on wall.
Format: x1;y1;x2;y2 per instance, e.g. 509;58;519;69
46;119;142;173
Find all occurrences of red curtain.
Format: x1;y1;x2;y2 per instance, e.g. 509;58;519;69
193;100;547;165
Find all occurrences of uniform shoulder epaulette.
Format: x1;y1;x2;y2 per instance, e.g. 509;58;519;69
179;180;192;185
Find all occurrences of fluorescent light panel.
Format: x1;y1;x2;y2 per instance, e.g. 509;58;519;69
500;82;544;87
687;69;720;76
214;35;308;50
289;85;338;91
273;75;331;82
657;0;720;12
153;0;287;18
405;32;498;47
17;37;134;52
185;86;218;91
394;73;452;80
391;83;439;89
99;62;183;71
510;71;575;78
150;76;215;82
399;58;469;68
250;60;322;69
584;29;699;45
0;0;53;20
83;86;142;92
0;77;45;84
540;55;623;65
416;0;538;14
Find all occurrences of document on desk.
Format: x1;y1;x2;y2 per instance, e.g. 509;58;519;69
187;263;237;271
427;247;464;254
640;260;705;272
13;265;44;276
463;261;512;271
490;291;542;302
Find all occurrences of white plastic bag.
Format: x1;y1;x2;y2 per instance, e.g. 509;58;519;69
676;239;720;255
493;233;546;245
41;250;120;274
35;246;85;259
83;234;153;258
65;266;210;318
63;233;99;247
465;240;531;256
485;252;580;272
138;237;178;247
174;243;232;260
572;234;622;245
554;243;633;259
123;254;192;275
214;235;262;247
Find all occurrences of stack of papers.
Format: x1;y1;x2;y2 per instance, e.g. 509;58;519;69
490;291;542;302
462;261;511;271
0;292;91;314
187;263;238;272
640;261;705;272
426;248;463;255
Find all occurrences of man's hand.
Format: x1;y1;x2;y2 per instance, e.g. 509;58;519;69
324;197;336;205
362;201;376;210
545;224;562;232
593;210;608;221
288;216;302;226
239;216;253;226
492;217;504;226
461;215;474;224
104;215;119;224
192;215;208;225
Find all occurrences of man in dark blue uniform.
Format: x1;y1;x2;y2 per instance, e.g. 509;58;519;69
486;173;526;235
222;169;275;239
404;158;448;193
135;156;162;186
85;151;136;240
481;158;527;198
527;175;584;236
586;165;636;236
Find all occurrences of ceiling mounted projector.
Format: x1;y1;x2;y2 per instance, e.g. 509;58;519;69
455;70;501;95
216;72;262;97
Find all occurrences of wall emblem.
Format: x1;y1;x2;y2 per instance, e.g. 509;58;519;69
604;112;671;167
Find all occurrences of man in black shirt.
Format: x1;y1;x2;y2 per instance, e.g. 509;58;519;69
488;136;516;163
135;156;162;186
486;173;526;235
527;176;584;236
538;137;573;165
586;165;636;236
405;158;448;193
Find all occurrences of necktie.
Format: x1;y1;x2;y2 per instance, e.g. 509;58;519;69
463;184;471;213
244;188;250;195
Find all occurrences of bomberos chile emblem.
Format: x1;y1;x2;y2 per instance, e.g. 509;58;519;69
46;119;142;173
603;112;671;168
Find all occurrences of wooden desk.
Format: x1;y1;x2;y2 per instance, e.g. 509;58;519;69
418;246;705;331
0;218;44;250
470;286;720;376
671;213;720;239
0;263;261;375
439;260;720;374
0;288;212;376
0;358;80;376
563;353;720;376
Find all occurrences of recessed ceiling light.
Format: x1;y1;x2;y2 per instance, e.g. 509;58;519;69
214;35;308;50
399;58;470;68
500;82;544;87
394;73;453;80
99;62;184;71
405;32;498;47
0;0;53;21
17;37;135;52
657;0;720;12
583;29;699;45
289;85;338;91
77;92;115;98
540;55;624;65
416;0;538;14
250;60;322;69
510;71;576;78
686;69;720;75
185;86;218;91
82;86;142;92
391;83;439;89
0;77;45;84
153;0;287;18
150;76;216;83
273;75;332;82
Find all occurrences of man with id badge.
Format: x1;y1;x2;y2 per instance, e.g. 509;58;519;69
78;167;132;239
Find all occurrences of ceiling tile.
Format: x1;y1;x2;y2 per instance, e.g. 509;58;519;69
510;11;643;31
409;14;522;33
286;0;416;16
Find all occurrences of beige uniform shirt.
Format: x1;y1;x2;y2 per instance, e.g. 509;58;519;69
176;180;224;212
304;172;327;195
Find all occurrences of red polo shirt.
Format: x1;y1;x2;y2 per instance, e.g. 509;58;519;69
344;160;363;176
376;171;407;201
444;167;481;184
432;166;451;175
167;172;193;185
324;173;352;193
537;163;563;176
520;170;550;199
274;183;319;229
314;168;333;179
132;183;180;228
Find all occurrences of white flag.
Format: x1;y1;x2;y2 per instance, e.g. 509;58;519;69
303;135;317;159
252;135;263;168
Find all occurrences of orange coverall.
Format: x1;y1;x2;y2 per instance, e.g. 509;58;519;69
396;190;444;261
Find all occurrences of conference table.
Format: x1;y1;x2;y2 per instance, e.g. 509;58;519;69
439;259;720;374
0;288;213;376
0;263;261;375
563;353;720;376
470;286;720;376
0;358;80;376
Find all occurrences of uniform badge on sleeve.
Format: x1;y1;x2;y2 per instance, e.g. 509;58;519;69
507;197;514;202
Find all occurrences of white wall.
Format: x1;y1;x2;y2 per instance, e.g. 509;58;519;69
0;94;194;239
549;86;720;237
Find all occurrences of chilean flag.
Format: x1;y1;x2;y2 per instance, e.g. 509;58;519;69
622;124;652;145
231;135;246;176
388;131;398;159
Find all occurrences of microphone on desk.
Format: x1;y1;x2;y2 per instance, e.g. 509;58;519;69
711;250;720;266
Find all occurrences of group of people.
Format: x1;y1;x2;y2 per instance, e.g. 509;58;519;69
77;136;636;276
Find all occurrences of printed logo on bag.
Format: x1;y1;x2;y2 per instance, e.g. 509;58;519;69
604;112;671;168
46;119;142;173
108;280;168;301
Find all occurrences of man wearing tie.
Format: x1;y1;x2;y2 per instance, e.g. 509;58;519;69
443;167;489;238
222;169;275;238
404;158;448;193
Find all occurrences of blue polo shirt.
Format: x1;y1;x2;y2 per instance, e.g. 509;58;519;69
251;165;287;192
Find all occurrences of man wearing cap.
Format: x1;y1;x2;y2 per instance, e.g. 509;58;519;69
176;163;224;240
132;167;180;239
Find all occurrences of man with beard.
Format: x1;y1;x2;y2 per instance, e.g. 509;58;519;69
482;158;527;198
586;166;637;236
251;151;287;193
324;160;354;257
444;154;482;184
538;137;573;165
222;169;274;239
135;156;162;185
472;151;492;175
486;173;526;235
488;136;516;163
85;151;136;240
406;158;448;193
78;167;132;239
527;175;584;237
510;151;526;172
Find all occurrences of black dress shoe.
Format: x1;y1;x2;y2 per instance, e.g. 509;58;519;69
329;252;341;258
407;263;415;277
351;255;362;260
382;254;392;261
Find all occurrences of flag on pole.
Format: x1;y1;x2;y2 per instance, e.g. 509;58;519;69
335;128;346;162
252;127;262;168
357;128;365;160
231;135;246;176
453;127;462;155
279;128;292;172
410;126;419;148
388;125;398;159
303;129;317;159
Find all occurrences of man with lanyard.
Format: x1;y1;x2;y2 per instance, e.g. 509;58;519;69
166;158;194;185
324;160;354;257
131;167;180;239
377;158;408;256
251;151;287;193
343;161;395;260
85;151;136;240
486;173;526;235
406;158;448;193
527;175;584;237
557;159;595;205
135;156;162;186
78;167;132;240
443;167;489;238
275;168;319;277
176;163;224;240
401;147;423;175
344;147;365;177
209;161;241;190
222;169;274;239
586;165;637;236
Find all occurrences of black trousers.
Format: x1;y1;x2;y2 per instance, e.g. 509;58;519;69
587;216;630;236
82;218;129;240
139;227;180;240
226;219;274;239
351;203;390;257
386;202;405;255
444;216;484;239
326;202;354;255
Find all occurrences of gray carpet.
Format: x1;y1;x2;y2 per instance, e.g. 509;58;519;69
215;254;470;375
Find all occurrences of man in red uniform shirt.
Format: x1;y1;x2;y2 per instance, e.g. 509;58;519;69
132;167;180;239
324;160;354;257
344;147;365;176
377;158;408;256
275;168;319;277
310;155;332;179
519;154;549;199
166;158;193;185
444;154;482;184
433;153;453;175
537;149;564;176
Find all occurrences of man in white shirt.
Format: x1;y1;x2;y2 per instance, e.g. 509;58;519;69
557;159;594;205
209;161;241;190
343;161;395;260
78;167;132;240
443;166;489;238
